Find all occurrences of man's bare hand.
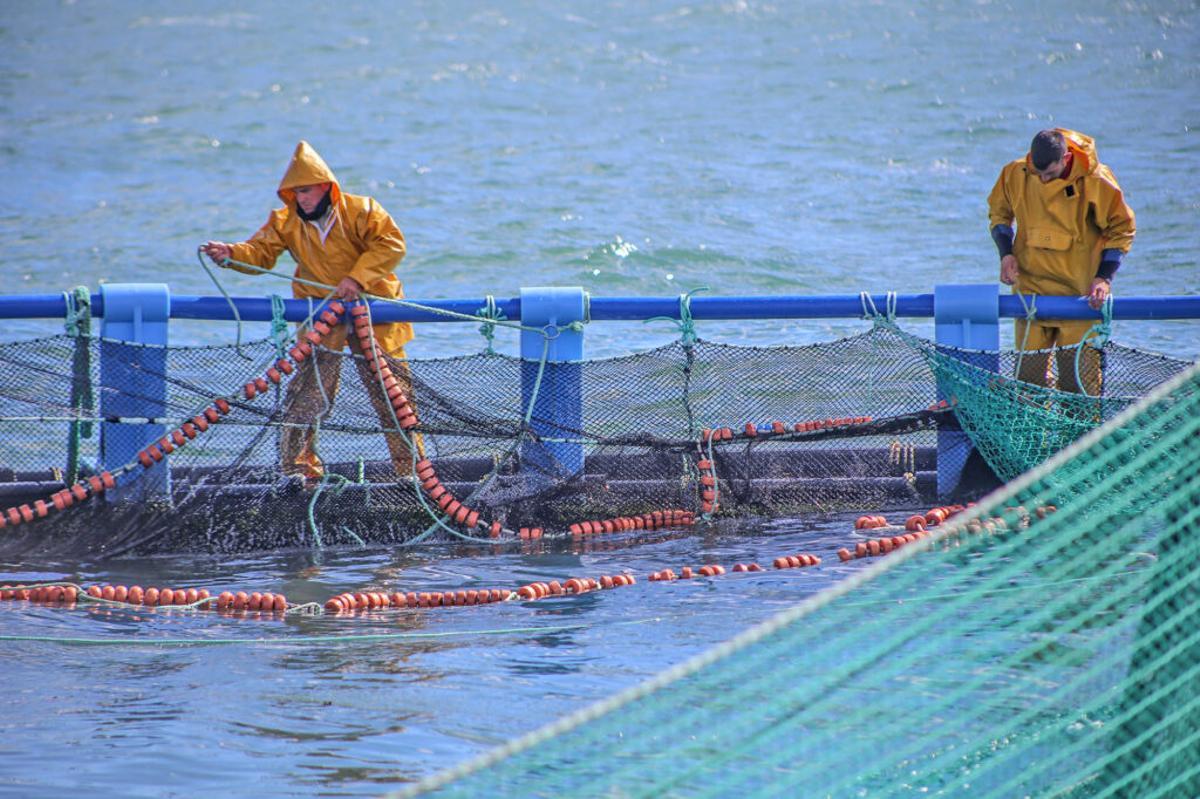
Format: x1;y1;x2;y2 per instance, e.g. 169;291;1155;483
1000;254;1019;286
334;276;363;301
201;241;232;265
1087;277;1111;310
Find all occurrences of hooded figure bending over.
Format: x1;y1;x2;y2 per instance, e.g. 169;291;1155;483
988;128;1135;395
202;141;417;484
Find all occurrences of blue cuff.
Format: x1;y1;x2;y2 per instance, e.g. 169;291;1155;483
1097;249;1124;282
991;225;1014;258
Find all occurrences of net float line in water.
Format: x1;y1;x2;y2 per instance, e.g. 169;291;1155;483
2;501;1039;620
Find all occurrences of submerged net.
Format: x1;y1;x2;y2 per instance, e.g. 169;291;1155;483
0;302;1192;558
398;357;1200;798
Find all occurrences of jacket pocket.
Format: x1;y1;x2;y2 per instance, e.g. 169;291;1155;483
1027;227;1073;251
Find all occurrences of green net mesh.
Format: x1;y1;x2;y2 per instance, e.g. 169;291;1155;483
396;357;1200;799
0;317;1192;558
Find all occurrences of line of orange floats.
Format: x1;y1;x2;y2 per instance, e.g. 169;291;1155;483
569;510;695;538
0;301;357;533
840;503;970;560
0;547;818;617
701;416;874;444
0;502;1061;617
0;469;119;530
853;504;970;532
694;455;720;515
352;306;509;540
838;502;1057;562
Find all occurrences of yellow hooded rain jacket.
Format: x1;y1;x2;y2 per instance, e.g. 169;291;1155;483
987;128;1135;298
228;141;413;355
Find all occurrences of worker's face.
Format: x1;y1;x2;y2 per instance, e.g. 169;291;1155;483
1034;156;1068;183
294;183;331;213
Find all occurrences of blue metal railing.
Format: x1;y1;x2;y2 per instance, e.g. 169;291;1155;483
9;284;1199;503
3;291;1200;323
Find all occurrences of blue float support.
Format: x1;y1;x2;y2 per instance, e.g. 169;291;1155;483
934;285;1000;499
99;284;170;502
519;287;585;478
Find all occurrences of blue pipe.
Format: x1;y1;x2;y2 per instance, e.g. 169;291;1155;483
2;292;1200;322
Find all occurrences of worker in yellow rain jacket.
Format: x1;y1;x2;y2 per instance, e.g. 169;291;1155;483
202;141;417;484
988;128;1135;394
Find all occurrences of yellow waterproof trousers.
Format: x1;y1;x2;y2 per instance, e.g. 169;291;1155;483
279;324;420;479
1013;319;1103;396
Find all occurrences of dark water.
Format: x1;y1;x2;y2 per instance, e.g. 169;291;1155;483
1;1;1198;796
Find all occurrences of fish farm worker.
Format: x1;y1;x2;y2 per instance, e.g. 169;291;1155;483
201;140;417;485
988;128;1136;394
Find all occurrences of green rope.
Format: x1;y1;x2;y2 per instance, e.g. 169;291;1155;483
220;255;542;333
645;286;707;349
269;294;289;360
1013;291;1038;383
645;289;706;439
197;247;253;361
476;294;505;354
267;293;289;403
301;472;366;549
63;286;94;484
523;334;553;426
356;457;371;508
1074;293;1114;398
62;286;90;339
408;326;567;546
411;333;557;546
305;481;327;551
352;300;461;544
340;525;367;548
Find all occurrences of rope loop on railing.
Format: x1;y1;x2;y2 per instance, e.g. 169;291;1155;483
859;290;898;327
476;294;505;354
644;286;707;349
269;294;289;361
1011;292;1040;384
62;286;91;338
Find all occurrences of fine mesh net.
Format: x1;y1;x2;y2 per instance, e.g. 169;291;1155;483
0;315;1192;559
396;357;1200;799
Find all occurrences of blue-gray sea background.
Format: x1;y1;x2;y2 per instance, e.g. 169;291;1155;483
1;2;1196;797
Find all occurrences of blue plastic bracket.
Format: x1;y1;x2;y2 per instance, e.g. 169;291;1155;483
519;287;585;479
100;283;171;502
934;284;999;499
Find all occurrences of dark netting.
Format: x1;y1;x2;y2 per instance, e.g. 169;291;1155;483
0;320;1192;559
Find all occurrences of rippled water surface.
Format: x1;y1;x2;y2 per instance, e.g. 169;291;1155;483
1;1;1197;796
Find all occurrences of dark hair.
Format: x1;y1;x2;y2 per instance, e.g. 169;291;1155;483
1030;130;1067;171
